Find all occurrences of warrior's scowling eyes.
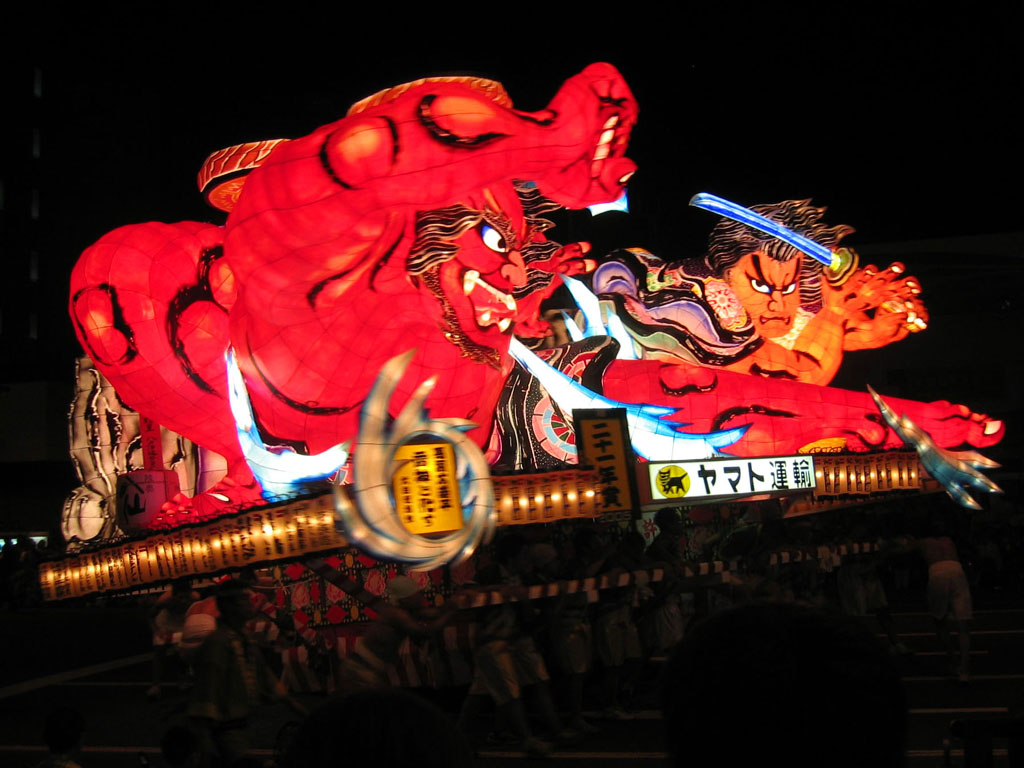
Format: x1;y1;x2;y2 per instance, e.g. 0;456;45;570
725;251;802;338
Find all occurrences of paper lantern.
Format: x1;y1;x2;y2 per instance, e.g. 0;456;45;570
68;63;1003;530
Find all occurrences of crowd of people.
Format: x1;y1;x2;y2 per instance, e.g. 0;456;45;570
0;535;52;610
29;490;1023;766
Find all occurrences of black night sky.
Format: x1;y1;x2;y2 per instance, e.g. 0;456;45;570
3;9;1022;474
25;12;1023;243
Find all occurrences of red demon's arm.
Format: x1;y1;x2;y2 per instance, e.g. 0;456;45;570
69;221;252;477
603;358;1005;455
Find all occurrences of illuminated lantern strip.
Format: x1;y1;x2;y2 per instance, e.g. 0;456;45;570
39;447;926;602
40;469;604;601
39;449;925;602
39;494;343;601
492;469;600;527
811;451;922;498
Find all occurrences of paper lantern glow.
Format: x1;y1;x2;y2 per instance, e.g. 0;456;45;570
68;64;1004;527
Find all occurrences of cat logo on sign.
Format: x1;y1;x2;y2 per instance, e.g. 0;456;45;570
656;465;690;498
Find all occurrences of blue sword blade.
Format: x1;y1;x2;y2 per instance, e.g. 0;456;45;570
689;192;836;268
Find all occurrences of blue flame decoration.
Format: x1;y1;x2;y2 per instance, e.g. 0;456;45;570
587;190;630;217
226;348;348;499
507;338;744;461
560;274;638;360
332;350;496;569
689;193;838;269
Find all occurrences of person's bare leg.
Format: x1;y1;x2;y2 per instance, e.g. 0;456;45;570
566;672;591;731
500;698;552;756
621;657;642;708
603;664;623;710
499;699;533;741
456;692;487;737
876;607;904;650
957;620;971;681
935;617;956;675
147;645;166;699
529;681;564;738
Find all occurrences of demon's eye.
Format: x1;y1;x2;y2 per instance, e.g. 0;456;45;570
782;281;797;295
751;278;772;294
480;224;508;253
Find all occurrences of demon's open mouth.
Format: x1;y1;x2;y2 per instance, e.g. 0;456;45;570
589;113;635;186
462;269;517;333
421;268;502;368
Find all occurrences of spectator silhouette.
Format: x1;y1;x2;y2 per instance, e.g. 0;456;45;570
36;706;84;768
148;578;198;699
641;509;687;653
187;579;287;765
338;574;453;690
160;724;201;767
919;515;973;681
457;532;565;756
593;530;645;716
283;688;472;768
663;602;907;767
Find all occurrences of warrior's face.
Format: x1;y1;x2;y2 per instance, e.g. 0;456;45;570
726;251;802;338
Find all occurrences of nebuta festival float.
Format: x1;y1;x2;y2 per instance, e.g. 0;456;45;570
47;65;1003;650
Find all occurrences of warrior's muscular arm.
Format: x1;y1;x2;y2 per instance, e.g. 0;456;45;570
728;263;929;384
788;263;928;372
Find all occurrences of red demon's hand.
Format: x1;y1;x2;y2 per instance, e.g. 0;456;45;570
531;241;597;280
511;241;598;337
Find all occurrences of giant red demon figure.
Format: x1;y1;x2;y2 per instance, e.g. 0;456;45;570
70;64;1002;523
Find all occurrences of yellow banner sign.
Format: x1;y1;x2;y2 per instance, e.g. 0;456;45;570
392;442;463;535
573;409;637;516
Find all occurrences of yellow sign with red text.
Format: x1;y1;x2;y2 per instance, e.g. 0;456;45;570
392;442;464;536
